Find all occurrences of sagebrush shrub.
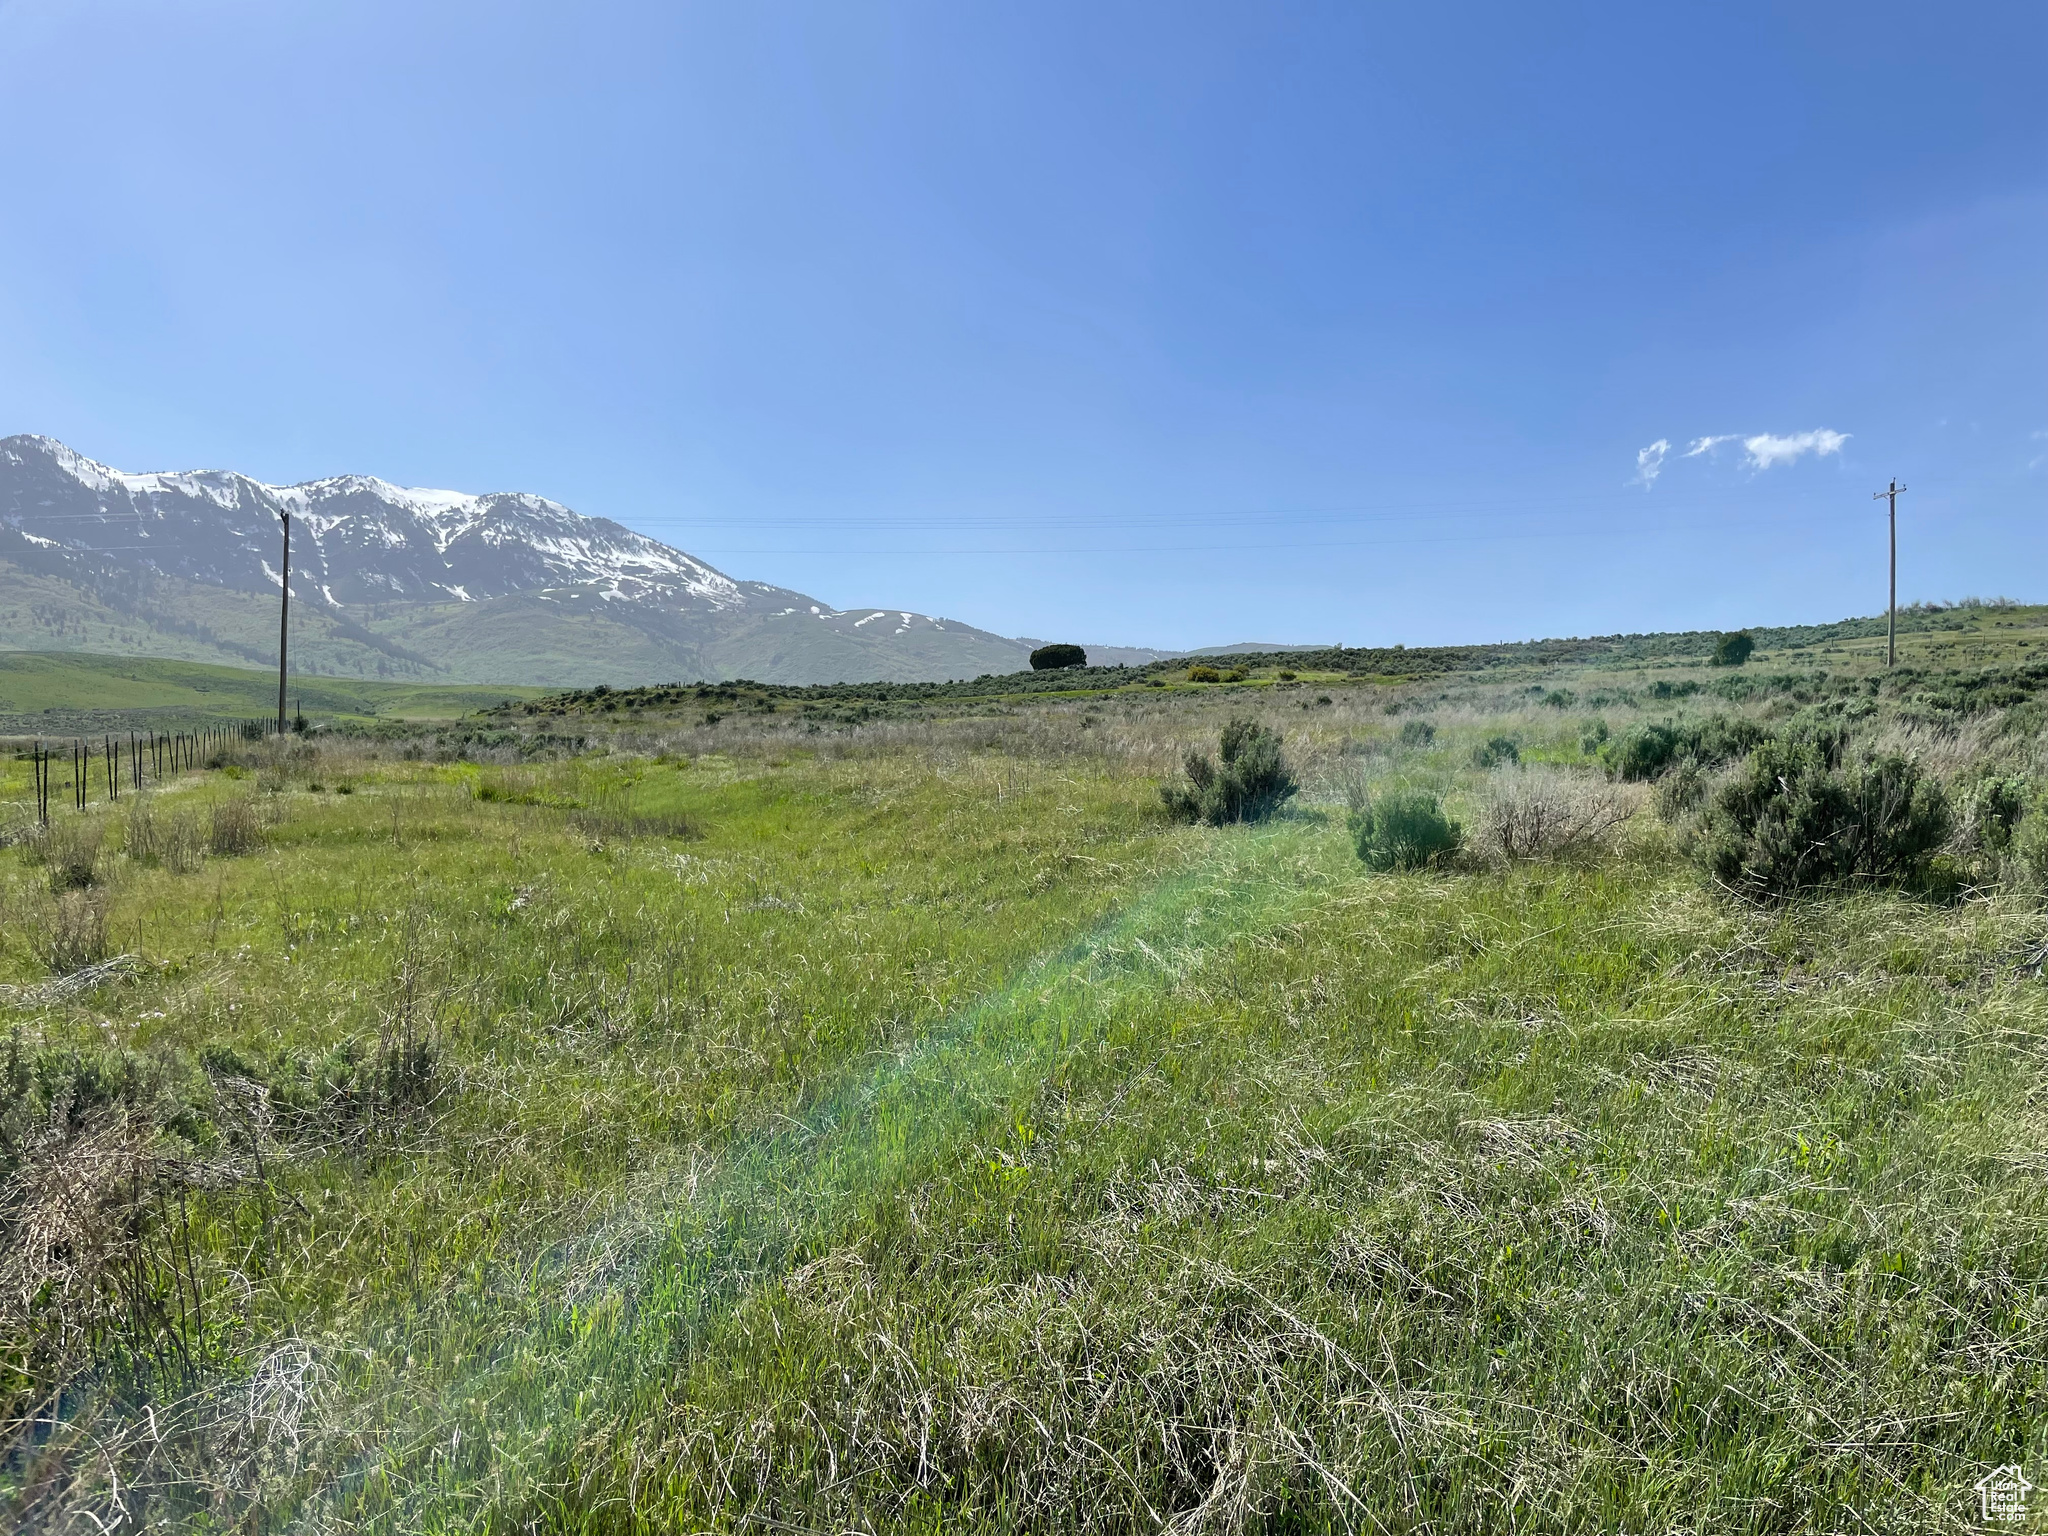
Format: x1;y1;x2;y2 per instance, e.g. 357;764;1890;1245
1478;766;1636;862
1471;736;1519;769
1351;789;1461;870
1604;715;1768;781
1162;718;1298;825
1694;733;1951;898
1653;758;1711;822
1398;720;1435;748
2009;795;2048;890
1962;773;2029;854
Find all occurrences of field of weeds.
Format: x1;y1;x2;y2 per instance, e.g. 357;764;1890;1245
2;656;2046;1533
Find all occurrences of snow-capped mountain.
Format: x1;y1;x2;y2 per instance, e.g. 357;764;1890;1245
8;434;775;613
0;435;1040;685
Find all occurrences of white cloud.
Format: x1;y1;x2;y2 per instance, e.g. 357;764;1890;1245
1633;438;1670;488
1683;434;1739;457
1742;429;1849;470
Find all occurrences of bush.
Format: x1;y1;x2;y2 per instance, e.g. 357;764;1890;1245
1398;720;1436;748
1030;643;1087;671
1580;719;1610;755
1603;715;1769;782
1162;718;1298;825
1541;689;1576;709
1710;632;1756;667
2009;797;2048;890
1351;789;1462;870
1471;736;1519;769
1653;758;1712;822
1694;733;1951;899
1478;766;1637;862
1961;773;2029;854
1187;665;1223;683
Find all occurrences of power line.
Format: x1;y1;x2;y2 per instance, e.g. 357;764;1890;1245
5;505;1891;560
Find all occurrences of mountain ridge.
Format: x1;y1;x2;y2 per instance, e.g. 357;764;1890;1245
0;435;1063;685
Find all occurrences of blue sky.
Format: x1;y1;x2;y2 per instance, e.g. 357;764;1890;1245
1;1;2041;650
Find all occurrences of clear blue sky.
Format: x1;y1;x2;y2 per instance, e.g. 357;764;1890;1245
1;1;2041;649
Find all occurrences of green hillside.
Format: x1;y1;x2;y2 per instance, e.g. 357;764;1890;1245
0;557;1032;688
0;650;542;732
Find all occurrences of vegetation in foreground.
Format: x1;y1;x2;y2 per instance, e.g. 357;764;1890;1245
2;636;2047;1533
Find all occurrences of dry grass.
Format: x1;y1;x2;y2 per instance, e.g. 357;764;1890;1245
205;796;264;858
1472;764;1644;864
21;818;104;892
31;888;113;975
124;793;206;874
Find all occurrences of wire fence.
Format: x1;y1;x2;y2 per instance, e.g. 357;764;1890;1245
25;719;292;826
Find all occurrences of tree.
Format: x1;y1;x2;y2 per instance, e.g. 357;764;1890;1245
1030;643;1087;671
1710;632;1756;668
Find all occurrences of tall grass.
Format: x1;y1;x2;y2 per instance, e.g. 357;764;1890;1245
0;673;2043;1532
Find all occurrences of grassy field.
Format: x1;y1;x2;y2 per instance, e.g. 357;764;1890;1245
3;629;2047;1532
0;651;544;732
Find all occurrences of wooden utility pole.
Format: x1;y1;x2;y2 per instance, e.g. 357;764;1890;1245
1872;480;1906;667
276;508;291;733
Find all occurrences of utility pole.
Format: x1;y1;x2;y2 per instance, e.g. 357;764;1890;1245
276;508;291;733
1872;480;1906;668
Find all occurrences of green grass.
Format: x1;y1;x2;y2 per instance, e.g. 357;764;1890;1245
3;655;2047;1532
0;650;545;728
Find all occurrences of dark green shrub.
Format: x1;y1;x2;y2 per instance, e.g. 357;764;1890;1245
1398;720;1435;748
1030;644;1088;671
1694;734;1951;899
1580;719;1610;755
1187;665;1223;683
1162;718;1298;825
1964;773;2029;853
1688;714;1772;765
1605;729;1687;786
1541;689;1576;709
1604;715;1768;781
1710;632;1756;667
1472;736;1519;769
1351;789;1462;870
1653;758;1710;822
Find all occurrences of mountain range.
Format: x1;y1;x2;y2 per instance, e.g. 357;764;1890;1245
0;435;1209;685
